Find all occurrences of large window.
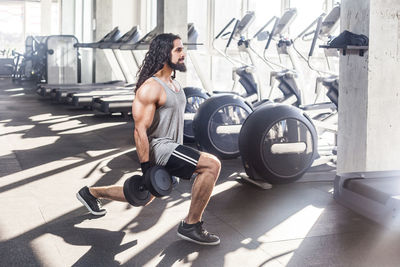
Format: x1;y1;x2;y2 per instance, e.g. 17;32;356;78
25;2;41;37
0;0;59;54
289;0;327;37
213;0;243;37
248;0;281;38
188;0;207;45
0;2;25;53
195;0;337;102
211;0;243;91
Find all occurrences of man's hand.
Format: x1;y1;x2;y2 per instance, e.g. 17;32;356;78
141;161;152;175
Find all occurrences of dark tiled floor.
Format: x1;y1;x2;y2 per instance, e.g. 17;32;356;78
1;77;399;266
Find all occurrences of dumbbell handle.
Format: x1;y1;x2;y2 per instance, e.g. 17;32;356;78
138;184;146;191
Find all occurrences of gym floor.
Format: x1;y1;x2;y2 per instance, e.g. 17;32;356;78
1;77;400;267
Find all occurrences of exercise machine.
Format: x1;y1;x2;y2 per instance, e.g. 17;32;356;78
36;27;125;97
91;23;204;117
334;170;400;229
239;6;341;185
62;27;141;106
192;9;299;159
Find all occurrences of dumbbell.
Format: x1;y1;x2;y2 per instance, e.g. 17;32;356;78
123;166;173;206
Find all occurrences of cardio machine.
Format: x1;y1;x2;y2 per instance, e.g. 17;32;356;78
183;12;260;143
191;9;299;159
51;27;140;103
90;23;203;116
239;5;341;185
36;27;127;97
62;26;141;107
334;171;400;229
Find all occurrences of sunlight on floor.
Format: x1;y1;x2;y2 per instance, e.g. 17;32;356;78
0;147;136;188
5;88;24;92
212;179;241;195
85;148;121;158
9;93;26;97
114;211;193;265
258;205;324;243
49;120;86;131
0;156;84;187
29;113;69;122
59;122;127;135
0;123;34;135
0;133;59;156
255;205;325;264
31;234;63;266
38;114;94;124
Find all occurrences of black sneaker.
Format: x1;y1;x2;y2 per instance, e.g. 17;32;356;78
177;221;220;245
76;186;106;216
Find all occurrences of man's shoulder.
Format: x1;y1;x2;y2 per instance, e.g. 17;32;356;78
135;78;164;103
142;77;162;89
138;78;163;94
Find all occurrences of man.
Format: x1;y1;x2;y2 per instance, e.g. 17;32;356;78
76;33;221;245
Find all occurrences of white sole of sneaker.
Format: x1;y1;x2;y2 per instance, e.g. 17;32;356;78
76;192;106;216
177;232;220;246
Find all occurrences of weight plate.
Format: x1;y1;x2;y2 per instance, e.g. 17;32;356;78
123;175;150;206
145;166;172;197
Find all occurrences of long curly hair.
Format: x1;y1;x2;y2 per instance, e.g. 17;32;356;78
135;33;180;92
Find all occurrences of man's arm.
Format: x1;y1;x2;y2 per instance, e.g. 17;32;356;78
132;82;160;163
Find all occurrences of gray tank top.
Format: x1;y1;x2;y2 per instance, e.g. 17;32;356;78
148;76;186;165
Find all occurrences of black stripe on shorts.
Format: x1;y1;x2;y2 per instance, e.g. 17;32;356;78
165;145;200;180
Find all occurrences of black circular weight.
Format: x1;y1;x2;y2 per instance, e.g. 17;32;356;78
123;175;151;206
144;166;173;197
192;94;253;159
184;87;209;143
239;103;318;184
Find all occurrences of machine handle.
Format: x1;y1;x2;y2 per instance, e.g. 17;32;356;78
215;18;236;40
226;20;240;49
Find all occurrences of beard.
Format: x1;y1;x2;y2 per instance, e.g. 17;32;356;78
167;58;187;72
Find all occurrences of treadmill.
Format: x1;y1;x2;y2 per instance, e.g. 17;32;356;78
37;27;124;97
91;23;199;114
334;171;400;229
54;27;140;105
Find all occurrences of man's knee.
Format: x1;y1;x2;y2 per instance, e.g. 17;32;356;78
201;153;221;179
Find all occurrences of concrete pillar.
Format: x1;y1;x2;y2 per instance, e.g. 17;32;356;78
138;0;156;33
337;0;400;173
157;0;188;85
40;0;52;35
80;0;94;83
60;0;75;35
95;0;114;82
113;0;139;33
95;0;140;82
157;0;187;43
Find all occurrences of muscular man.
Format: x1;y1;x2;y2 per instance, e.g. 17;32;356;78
76;33;221;245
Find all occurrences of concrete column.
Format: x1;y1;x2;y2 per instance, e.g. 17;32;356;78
60;0;75;35
80;0;94;83
95;0;114;82
112;0;139;33
157;0;188;85
337;0;400;173
157;0;187;43
40;0;52;35
94;0;141;82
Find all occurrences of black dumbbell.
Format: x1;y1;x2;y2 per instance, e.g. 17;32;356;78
123;166;173;206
